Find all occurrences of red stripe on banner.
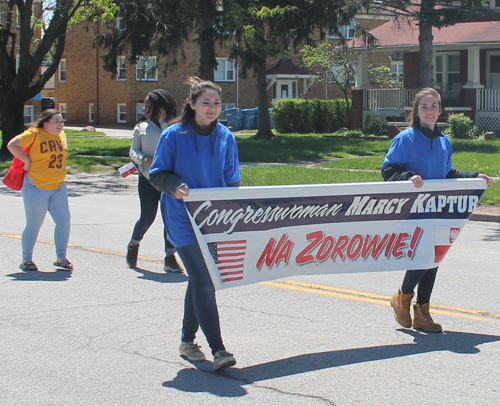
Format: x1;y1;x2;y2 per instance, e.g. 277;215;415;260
222;276;244;282
218;264;244;271
218;252;245;258
434;245;451;263
220;270;244;276
218;246;245;252
218;240;246;245
218;258;244;264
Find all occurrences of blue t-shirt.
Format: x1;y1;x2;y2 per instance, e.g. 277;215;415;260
150;122;241;247
381;126;453;180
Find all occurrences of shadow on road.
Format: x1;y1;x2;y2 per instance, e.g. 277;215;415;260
7;269;72;282
481;223;500;242
132;267;188;284
162;330;500;397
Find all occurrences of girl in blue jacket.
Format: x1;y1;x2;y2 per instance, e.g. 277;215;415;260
381;87;491;333
149;77;240;370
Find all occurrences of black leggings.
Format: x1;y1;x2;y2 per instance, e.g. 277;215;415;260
131;173;175;254
401;267;438;305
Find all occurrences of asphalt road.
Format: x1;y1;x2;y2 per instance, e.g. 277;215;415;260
1;178;499;406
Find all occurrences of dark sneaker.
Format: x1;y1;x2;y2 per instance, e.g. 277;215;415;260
164;254;182;273
213;351;236;371
179;342;206;362
126;242;139;268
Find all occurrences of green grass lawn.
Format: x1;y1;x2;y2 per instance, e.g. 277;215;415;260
1;132;499;206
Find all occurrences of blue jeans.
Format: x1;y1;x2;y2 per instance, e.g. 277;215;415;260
22;175;71;261
131;173;174;254
176;242;225;355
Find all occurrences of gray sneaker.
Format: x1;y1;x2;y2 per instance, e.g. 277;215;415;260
213;351;236;371
179;342;206;362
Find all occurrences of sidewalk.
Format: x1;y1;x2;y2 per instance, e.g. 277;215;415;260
64;171;500;223
64;125;134;138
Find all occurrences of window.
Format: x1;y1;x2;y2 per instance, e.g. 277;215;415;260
89;103;94;123
136;57;158;81
328;21;356;39
332;64;356;84
487;52;500;89
214;58;235;82
219;103;237;121
117;56;126;80
136;103;145;121
24;105;34;124
42;61;55;89
391;62;404;84
117;104;127;123
59;103;67;121
59;59;67;82
435;53;460;91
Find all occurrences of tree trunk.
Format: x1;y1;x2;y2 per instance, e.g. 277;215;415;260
254;59;274;139
197;1;217;81
418;1;435;89
1;96;25;155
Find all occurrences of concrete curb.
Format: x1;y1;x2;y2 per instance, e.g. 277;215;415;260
469;212;500;223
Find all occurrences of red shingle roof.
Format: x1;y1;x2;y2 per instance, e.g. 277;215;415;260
349;20;500;49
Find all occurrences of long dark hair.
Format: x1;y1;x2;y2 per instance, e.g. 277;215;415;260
36;109;61;128
170;77;222;126
409;87;442;127
138;89;177;127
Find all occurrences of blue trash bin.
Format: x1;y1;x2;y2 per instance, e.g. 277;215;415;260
243;109;257;130
225;108;242;131
269;108;274;129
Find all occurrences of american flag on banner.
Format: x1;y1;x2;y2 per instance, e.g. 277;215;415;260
207;240;247;283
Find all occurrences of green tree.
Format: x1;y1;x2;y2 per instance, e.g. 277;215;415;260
0;0;117;154
99;0;221;81
224;0;364;139
367;0;495;88
301;42;357;128
300;41;399;128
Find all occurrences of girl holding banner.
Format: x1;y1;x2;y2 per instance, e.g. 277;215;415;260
149;77;241;371
381;87;491;333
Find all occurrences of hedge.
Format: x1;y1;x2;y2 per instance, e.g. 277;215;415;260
271;98;351;134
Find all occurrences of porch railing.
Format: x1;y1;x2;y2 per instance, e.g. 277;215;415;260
476;88;500;111
363;89;419;110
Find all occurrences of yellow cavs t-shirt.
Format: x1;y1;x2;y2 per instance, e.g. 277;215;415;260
16;128;68;190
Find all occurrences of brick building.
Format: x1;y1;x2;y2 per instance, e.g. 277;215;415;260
42;12;392;127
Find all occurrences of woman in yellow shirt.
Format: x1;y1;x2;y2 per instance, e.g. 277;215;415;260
7;109;72;271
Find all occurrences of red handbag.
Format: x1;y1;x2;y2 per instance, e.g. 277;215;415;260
2;130;37;191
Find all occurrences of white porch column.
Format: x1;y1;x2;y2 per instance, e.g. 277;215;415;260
354;49;369;89
464;46;484;89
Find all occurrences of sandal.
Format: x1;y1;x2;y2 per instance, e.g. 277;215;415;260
53;258;74;270
20;260;38;271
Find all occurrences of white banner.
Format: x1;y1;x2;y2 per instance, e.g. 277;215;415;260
183;179;487;290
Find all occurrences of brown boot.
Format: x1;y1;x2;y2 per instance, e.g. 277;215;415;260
412;303;443;333
390;290;414;328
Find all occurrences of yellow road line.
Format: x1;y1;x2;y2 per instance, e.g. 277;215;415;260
2;233;498;322
263;279;500;322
